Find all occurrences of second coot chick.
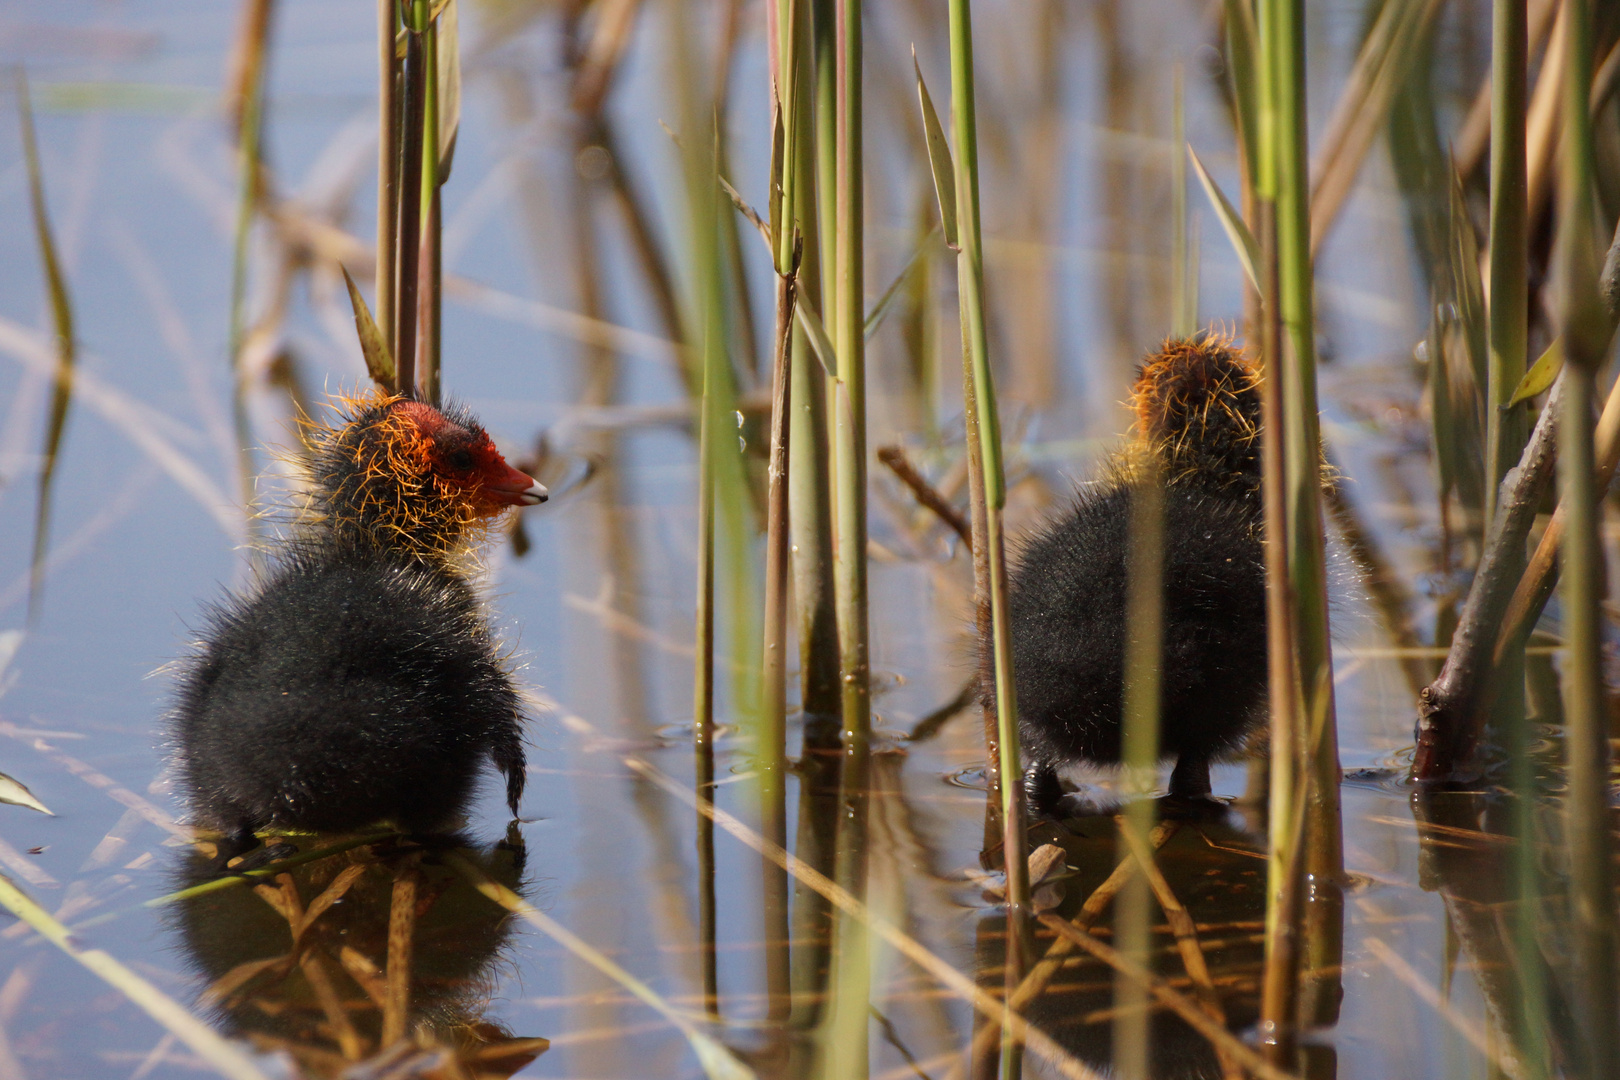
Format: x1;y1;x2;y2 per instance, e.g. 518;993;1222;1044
1002;338;1268;815
172;392;547;853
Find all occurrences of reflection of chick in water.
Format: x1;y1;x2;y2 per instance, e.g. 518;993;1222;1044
168;834;545;1077
979;813;1267;1080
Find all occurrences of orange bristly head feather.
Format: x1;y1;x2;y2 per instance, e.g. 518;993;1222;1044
303;389;545;565
1129;333;1262;491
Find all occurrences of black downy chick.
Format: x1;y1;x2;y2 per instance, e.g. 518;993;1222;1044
171;392;547;853
1001;337;1268;815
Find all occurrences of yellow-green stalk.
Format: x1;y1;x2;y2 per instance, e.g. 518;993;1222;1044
1553;0;1619;1070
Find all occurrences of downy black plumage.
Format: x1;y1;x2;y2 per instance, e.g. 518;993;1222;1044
999;337;1268;814
171;391;547;854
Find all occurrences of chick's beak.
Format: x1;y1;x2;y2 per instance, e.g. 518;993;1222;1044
485;461;549;506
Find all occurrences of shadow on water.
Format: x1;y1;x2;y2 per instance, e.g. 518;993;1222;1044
975;800;1277;1080
166;832;547;1077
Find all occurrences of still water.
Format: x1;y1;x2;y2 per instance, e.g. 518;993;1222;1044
0;0;1586;1077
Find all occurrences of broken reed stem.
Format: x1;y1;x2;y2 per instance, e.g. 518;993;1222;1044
963;823;1181;1071
877;444;972;545
622;756;1104;1080
1415;374;1562;779
1494;369;1620;661
1036;914;1303;1080
381;864;417;1046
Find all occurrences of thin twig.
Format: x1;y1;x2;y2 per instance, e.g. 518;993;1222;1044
877;444;973;547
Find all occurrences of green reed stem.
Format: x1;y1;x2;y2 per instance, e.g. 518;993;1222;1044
1485;1;1548;1072
1258;0;1344;1036
787;15;841;727
226;0;272;534
944;5;1027;1074
418;10;441;403
832;0;869;750
1114;456;1165;1080
759;0;808;1019
1554;2;1620;1071
823;2;870;1071
1171;65;1193;339
395;3;427;394
1485;0;1529;528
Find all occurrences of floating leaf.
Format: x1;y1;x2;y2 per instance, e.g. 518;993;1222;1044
0;772;50;815
912;48;958;250
794;296;837;380
341;266;397;392
1508;338;1563;407
1188;146;1260;292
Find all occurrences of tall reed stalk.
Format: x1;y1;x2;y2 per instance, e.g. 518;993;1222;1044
1485;0;1550;1071
941;4;1029;1076
821;1;872;1072
831;0;870;748
374;0;398;362
1113;454;1165;1080
792;0;841;735
1553;2;1619;1071
759;0;812;1020
226;0;273;526
1256;0;1343;1052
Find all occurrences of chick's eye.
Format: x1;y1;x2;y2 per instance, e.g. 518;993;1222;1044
447;449;475;471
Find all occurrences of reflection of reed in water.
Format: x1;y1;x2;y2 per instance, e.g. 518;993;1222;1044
166;833;546;1078
975;809;1270;1080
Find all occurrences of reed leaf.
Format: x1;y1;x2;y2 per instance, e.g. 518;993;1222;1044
447;855;757;1080
1189;147;1260;292
913;52;959;250
341;266;398;392
17;72;75;625
0;873;272;1080
1507;338;1562;406
0;771;51;816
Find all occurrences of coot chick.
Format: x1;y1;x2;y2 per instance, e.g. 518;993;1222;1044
1001;337;1268;815
171;392;546;854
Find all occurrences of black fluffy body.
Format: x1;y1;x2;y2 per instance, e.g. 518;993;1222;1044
173;541;525;844
170;394;529;851
999;339;1268;814
1007;484;1266;811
